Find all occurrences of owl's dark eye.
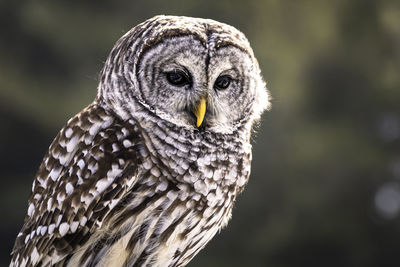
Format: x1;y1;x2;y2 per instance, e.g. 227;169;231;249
214;75;232;90
166;71;190;87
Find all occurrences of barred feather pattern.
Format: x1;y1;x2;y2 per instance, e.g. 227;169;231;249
11;100;251;266
10;15;269;267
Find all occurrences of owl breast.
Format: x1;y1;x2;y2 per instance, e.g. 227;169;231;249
76;105;252;267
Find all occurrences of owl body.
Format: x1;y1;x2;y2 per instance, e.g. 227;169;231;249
11;15;269;267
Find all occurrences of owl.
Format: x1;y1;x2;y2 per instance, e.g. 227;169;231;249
10;15;270;267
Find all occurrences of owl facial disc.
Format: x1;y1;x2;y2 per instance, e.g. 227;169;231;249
98;15;270;134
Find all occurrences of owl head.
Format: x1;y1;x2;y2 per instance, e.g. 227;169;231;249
98;15;270;135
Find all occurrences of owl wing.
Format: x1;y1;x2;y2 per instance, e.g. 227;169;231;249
11;103;142;266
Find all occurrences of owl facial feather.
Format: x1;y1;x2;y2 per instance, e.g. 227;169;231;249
98;15;270;135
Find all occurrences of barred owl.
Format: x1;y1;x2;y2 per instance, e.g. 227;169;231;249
10;15;270;267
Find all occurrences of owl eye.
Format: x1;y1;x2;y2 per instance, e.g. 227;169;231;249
166;71;191;87
214;75;232;90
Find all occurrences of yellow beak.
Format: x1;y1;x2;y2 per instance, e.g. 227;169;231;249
194;97;206;127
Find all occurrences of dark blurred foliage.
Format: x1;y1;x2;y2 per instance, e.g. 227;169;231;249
1;0;400;266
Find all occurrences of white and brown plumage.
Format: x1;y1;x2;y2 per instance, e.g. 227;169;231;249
10;15;270;267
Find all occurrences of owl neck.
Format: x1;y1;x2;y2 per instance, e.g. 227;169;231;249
97;94;252;187
97;91;253;144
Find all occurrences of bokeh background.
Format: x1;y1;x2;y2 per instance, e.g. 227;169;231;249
1;0;400;266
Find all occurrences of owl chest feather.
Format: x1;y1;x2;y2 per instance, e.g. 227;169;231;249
107;117;252;266
11;104;252;267
80;126;252;266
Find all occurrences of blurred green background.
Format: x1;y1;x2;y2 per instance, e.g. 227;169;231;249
1;0;400;266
